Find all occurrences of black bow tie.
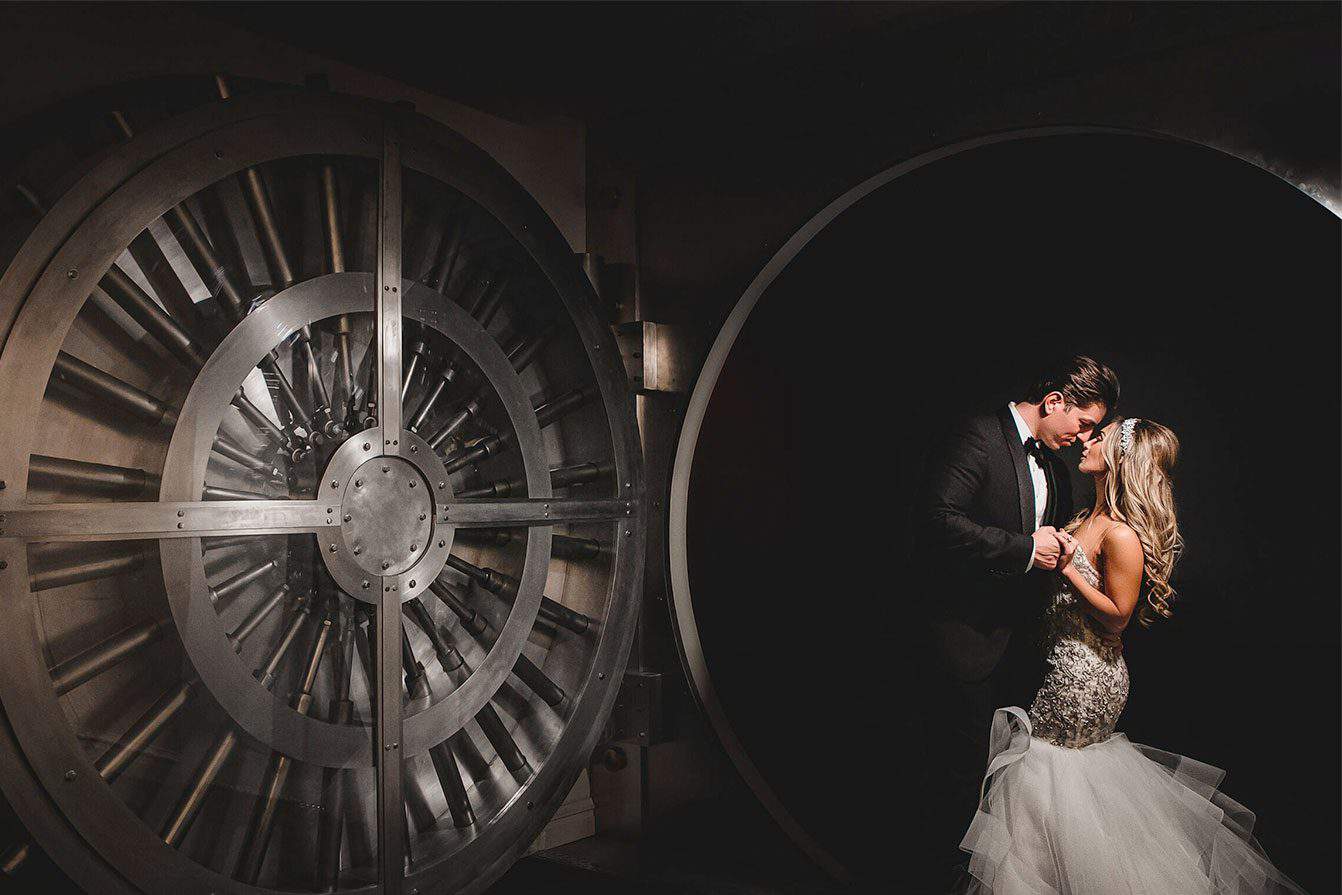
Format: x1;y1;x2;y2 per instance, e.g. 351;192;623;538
1024;437;1048;460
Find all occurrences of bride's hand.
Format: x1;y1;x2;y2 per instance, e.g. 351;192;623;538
1054;531;1078;572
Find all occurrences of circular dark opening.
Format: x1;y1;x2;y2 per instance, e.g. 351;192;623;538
685;132;1338;887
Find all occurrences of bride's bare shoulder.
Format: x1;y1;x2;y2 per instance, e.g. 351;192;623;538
1101;522;1142;558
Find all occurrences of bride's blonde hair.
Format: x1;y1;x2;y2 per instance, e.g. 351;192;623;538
1066;418;1183;627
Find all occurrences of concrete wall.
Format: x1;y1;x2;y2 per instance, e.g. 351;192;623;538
0;4;586;251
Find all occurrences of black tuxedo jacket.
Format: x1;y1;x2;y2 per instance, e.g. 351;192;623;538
915;406;1073;687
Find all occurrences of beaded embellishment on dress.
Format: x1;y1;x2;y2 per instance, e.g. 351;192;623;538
1026;545;1130;748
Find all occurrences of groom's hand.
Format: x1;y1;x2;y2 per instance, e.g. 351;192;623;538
1030;526;1061;570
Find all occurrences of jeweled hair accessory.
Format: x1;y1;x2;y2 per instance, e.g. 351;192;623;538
1119;418;1139;457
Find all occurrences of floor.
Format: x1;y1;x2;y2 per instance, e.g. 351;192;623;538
0;784;870;893
488;795;856;895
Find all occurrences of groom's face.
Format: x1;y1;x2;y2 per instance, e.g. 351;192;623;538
1038;394;1106;450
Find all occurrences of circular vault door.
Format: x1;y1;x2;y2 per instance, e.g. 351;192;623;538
0;84;643;895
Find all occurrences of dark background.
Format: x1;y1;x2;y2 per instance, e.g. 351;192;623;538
687;132;1340;890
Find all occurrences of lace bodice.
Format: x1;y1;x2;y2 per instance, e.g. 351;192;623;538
1026;545;1130;747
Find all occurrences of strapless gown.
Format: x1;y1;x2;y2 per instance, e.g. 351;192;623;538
958;546;1305;894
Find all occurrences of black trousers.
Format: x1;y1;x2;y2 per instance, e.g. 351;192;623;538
923;670;998;870
916;626;1041;885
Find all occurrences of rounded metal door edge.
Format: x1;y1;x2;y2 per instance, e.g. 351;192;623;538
664;123;1334;882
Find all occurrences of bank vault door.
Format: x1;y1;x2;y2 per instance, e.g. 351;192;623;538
0;84;644;894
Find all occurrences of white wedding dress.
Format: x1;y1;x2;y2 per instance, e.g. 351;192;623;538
959;545;1305;894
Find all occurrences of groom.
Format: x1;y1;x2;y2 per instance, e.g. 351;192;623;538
915;355;1119;877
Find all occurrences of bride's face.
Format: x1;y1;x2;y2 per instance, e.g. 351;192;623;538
1078;422;1117;475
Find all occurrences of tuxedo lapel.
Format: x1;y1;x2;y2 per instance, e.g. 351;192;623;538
1048;453;1072;526
997;407;1034;535
1041;454;1058;527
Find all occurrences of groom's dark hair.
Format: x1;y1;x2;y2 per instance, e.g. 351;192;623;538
1023;355;1119;412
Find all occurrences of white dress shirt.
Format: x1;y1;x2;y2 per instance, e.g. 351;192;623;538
1009;403;1050;570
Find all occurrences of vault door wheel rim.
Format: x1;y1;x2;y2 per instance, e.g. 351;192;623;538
0;89;644;895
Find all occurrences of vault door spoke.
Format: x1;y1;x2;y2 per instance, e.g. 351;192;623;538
374;121;406;894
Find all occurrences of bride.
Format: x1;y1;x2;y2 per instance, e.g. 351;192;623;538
958;418;1304;893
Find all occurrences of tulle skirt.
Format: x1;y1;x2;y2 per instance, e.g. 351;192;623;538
958;707;1305;894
